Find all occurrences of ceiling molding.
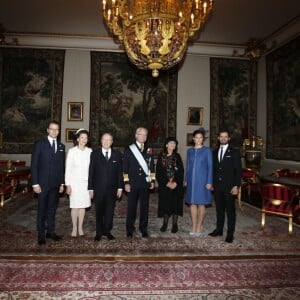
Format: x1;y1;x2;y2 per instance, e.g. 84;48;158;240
1;17;299;58
0;33;246;58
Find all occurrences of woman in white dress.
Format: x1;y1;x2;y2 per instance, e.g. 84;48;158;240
65;129;92;237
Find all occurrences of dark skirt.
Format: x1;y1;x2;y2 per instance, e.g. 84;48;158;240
157;186;183;217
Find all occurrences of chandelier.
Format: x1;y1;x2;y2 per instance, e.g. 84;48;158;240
102;0;213;77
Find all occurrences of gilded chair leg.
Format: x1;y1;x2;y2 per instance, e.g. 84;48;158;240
247;186;251;197
237;188;243;211
11;187;16;201
261;212;265;229
288;217;293;235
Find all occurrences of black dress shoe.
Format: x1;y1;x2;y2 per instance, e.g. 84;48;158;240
225;235;234;243
46;233;62;241
94;236;101;241
208;229;223;237
160;224;167;232
141;231;149;238
171;223;178;233
105;233;116;240
38;237;46;245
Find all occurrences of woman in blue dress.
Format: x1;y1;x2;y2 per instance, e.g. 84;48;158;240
186;128;213;235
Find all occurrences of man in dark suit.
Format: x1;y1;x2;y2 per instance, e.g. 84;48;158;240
123;127;155;238
31;120;65;245
88;133;123;241
209;129;242;243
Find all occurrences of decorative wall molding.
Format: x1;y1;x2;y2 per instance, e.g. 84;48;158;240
1;16;299;58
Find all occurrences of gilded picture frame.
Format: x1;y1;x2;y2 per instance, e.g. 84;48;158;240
186;133;194;146
65;128;77;143
187;107;203;125
67;102;83;121
210;58;257;149
90;52;178;154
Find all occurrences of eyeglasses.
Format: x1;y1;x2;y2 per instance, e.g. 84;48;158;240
48;128;59;131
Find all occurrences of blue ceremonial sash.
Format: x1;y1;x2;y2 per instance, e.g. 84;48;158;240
129;144;151;182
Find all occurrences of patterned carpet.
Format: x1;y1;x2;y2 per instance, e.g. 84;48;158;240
0;192;299;258
1;258;300;299
1;193;300;299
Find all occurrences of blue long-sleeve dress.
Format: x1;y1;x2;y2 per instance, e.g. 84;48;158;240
185;146;213;205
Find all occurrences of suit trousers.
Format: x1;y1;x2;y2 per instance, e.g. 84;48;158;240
214;188;236;236
126;188;149;234
94;192;116;236
37;187;59;237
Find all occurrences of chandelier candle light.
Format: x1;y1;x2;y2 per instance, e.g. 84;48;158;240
102;0;213;77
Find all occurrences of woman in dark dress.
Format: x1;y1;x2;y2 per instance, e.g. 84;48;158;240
156;137;184;233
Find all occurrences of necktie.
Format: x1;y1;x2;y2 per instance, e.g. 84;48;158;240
220;146;223;162
105;151;109;161
52;139;56;153
140;144;144;152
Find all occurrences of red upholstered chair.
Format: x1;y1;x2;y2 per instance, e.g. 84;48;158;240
260;183;298;235
0;174;16;208
273;169;290;178
288;171;300;179
0;160;7;166
238;168;260;210
12;160;26;166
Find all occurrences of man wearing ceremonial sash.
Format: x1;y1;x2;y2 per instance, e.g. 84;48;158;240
123;127;156;238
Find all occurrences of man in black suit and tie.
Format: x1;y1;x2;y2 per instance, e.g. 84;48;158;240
31;120;65;245
88;133;123;241
123;127;155;238
209;129;241;243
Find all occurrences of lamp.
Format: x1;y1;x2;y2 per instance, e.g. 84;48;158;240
242;136;265;171
102;0;213;77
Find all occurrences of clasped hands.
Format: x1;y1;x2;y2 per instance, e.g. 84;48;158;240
166;181;177;190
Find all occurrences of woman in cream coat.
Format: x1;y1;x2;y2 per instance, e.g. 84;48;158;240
65;129;92;237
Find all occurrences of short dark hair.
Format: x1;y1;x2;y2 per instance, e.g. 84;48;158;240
193;128;206;140
218;128;230;136
162;136;178;154
48;120;60;128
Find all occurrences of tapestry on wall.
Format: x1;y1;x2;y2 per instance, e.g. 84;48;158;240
90;52;177;155
0;48;65;154
210;58;257;150
266;36;300;161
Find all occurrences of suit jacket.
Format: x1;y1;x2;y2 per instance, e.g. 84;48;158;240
88;148;123;197
31;138;65;189
123;143;155;189
213;146;241;192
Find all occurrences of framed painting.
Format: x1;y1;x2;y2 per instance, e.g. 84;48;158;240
266;36;300;161
186;133;194;146
67;102;83;121
65;128;77;142
90;52;178;155
187;107;203;125
0;48;65;153
210;58;257;149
